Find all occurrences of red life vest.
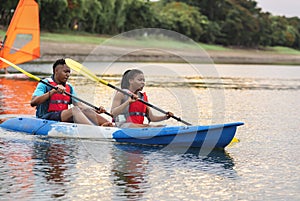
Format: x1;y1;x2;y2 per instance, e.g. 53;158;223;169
126;92;148;124
115;91;148;124
47;78;71;112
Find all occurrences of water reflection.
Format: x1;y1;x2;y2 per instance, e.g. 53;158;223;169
32;138;76;198
0;78;36;115
112;145;147;199
112;143;237;200
0;135;77;199
0;138;35;199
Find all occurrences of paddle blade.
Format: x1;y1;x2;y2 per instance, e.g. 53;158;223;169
65;58;108;85
228;137;240;147
0;57;40;81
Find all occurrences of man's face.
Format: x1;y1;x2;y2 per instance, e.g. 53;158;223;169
54;64;71;84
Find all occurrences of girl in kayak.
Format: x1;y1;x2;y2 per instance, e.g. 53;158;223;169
111;69;173;128
30;58;113;126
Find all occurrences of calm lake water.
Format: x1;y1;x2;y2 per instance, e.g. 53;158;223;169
0;63;299;200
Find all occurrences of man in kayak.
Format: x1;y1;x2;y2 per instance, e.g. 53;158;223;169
110;69;173;127
30;58;113;126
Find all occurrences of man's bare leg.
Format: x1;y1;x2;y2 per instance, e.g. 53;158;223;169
80;108;113;126
61;107;93;125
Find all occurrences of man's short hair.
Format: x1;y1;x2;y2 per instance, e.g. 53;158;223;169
53;58;66;74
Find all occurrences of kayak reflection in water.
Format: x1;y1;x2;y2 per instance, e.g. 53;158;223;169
30;58;113;127
111;69;173;128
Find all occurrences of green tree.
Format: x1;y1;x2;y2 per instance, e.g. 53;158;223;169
254;12;272;47
287;17;300;49
65;0;86;31
123;0;156;31
217;0;260;47
200;21;222;44
80;0;102;33
270;16;295;47
96;0;133;34
154;2;208;41
0;0;20;27
37;0;69;32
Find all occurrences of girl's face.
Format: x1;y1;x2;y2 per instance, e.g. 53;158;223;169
129;73;145;92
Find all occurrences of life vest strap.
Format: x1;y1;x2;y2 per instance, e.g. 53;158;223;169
49;100;69;104
128;112;147;116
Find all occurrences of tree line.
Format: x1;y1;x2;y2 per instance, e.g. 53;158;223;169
1;0;300;50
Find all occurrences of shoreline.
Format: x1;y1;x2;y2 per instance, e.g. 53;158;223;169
35;41;300;65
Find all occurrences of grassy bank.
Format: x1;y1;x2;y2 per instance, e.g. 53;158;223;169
41;31;300;55
1;29;300;55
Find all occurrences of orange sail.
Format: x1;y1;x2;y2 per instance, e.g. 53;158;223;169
0;0;40;69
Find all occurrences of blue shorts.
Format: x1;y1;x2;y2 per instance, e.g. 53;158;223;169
41;111;62;121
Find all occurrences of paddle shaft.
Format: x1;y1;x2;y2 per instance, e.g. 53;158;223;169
107;83;192;125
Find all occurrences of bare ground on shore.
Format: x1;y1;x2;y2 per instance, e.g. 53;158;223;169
37;41;300;65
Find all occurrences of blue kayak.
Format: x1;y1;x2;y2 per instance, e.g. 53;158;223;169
0;117;244;149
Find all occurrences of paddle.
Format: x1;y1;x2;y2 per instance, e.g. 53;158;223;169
0;57;112;117
65;58;192;126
